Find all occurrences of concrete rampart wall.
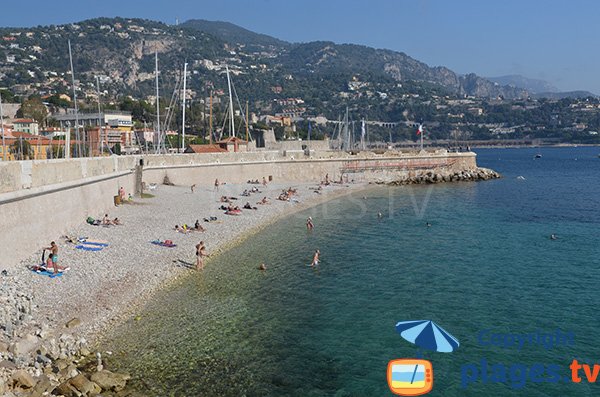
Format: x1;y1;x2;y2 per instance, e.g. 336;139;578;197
0;171;135;267
0;149;477;267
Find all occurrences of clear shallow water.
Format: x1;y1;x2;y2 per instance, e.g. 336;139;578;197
104;147;600;396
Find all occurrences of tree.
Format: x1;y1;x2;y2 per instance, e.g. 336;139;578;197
112;142;122;155
11;138;33;160
0;89;16;103
16;97;48;126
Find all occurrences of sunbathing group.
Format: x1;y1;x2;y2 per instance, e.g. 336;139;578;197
241;186;261;196
102;214;123;225
277;187;297;202
220;204;241;211
86;215;122;226
175;220;206;233
33;253;70;273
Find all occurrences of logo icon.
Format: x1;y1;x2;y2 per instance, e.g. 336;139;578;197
387;359;433;396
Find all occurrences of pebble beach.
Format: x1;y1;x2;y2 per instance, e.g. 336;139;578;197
0;179;364;394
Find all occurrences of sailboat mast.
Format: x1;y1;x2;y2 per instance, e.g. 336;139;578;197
245;100;249;142
420;124;424;151
0;92;6;161
67;40;78;158
226;65;235;137
95;76;103;156
344;107;349;150
155;51;162;154
209;90;213;144
181;62;188;151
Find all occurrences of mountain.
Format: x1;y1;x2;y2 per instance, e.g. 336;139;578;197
180;19;289;51
180;24;526;99
0;17;527;106
487;75;558;94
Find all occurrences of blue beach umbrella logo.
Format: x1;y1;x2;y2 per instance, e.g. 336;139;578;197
395;320;459;353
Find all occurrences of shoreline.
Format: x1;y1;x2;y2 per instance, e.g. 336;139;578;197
91;181;373;348
0;179;371;393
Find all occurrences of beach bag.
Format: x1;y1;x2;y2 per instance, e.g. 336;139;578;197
86;217;95;224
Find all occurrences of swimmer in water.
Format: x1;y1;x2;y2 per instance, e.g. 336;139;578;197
550;234;558;240
310;249;320;267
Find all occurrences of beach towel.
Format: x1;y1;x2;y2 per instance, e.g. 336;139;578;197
77;238;109;247
75;244;104;252
31;269;63;278
151;240;177;248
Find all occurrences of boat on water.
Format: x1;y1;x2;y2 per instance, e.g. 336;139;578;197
535;154;542;159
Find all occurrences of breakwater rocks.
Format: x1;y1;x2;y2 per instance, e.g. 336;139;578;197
1;277;131;396
384;167;501;185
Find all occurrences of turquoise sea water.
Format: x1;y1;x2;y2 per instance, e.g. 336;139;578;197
104;147;600;396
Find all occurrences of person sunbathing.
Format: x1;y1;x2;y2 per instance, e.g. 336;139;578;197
243;202;257;210
194;220;206;232
43;254;70;272
220;196;231;203
112;217;123;225
102;214;111;225
241;190;250;197
174;225;188;233
257;197;270;205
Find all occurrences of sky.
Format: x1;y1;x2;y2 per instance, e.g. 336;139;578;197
1;0;599;94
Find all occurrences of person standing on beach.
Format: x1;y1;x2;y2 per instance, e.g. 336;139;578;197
306;217;314;230
195;241;208;270
191;184;196;193
310;249;320;267
43;241;59;274
119;186;126;201
214;179;220;192
262;176;267;186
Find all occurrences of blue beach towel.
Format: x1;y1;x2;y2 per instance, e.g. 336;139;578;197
75;244;104;251
32;269;63;278
77;238;109;247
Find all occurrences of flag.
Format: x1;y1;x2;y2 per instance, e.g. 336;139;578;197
416;124;423;135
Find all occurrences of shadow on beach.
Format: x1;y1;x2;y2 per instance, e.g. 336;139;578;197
173;259;195;270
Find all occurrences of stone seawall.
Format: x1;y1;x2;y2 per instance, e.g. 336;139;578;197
0;149;479;266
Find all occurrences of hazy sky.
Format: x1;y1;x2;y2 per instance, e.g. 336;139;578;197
1;0;598;94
